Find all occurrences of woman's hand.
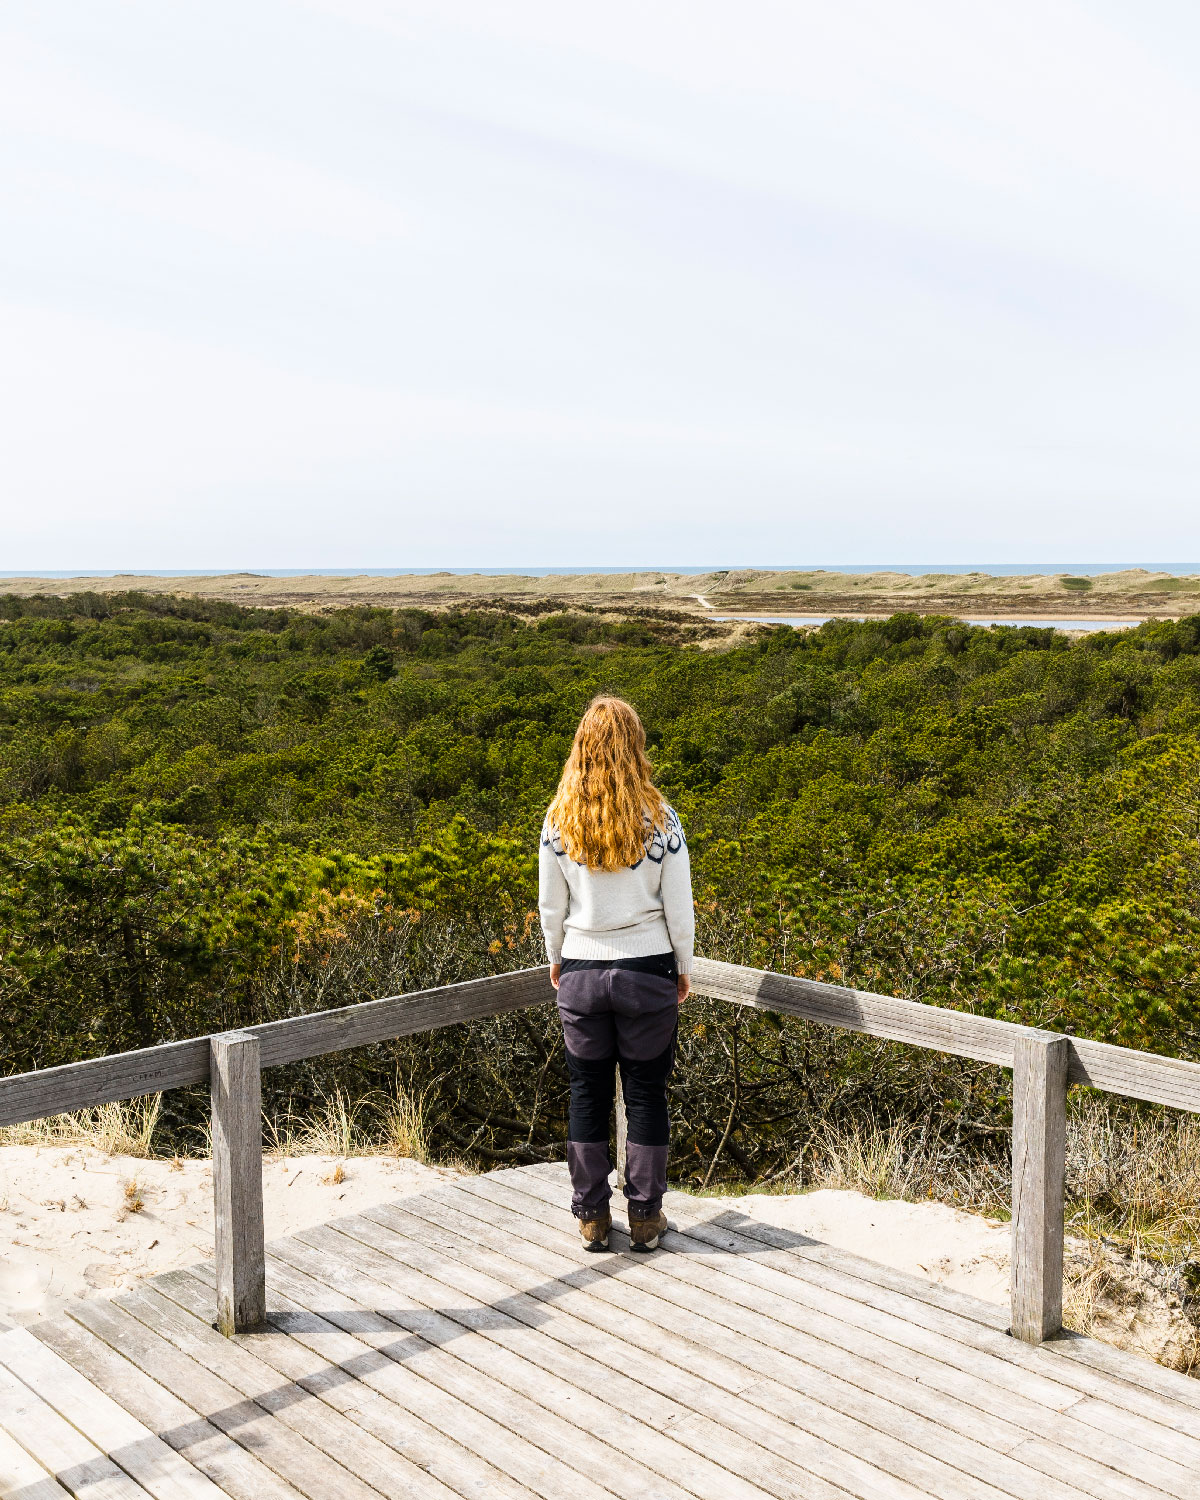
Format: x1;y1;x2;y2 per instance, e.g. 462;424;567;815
677;973;691;1003
550;962;561;990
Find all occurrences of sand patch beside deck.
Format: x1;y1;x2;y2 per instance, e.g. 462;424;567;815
0;1144;458;1327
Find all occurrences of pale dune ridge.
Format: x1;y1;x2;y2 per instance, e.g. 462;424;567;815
0;568;1197;619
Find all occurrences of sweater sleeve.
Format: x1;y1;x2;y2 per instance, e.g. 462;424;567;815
538;824;569;964
660;815;695;976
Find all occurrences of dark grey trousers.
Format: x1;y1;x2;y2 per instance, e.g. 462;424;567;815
556;965;678;1219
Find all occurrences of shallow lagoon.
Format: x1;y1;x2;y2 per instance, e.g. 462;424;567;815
713;614;1145;632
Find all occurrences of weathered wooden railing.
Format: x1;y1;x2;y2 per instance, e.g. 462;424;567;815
4;958;1200;1344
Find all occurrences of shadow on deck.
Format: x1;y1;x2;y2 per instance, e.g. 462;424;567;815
3;1163;1199;1500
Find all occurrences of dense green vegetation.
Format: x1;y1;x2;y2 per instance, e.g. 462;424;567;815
2;591;1199;1179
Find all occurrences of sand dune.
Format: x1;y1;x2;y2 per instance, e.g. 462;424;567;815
1;568;1196;619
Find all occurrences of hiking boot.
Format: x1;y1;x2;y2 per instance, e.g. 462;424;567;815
628;1208;668;1253
578;1210;611;1251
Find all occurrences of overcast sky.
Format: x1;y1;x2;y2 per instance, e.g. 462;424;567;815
2;1;1199;569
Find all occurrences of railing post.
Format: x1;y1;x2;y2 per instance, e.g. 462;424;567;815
210;1030;266;1335
614;1068;628;1190
1010;1031;1068;1344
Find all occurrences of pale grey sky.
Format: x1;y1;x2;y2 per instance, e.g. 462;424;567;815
2;1;1199;568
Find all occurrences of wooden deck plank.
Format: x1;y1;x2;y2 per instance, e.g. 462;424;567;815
476;1171;1071;1375
10;1165;1200;1500
520;1159;1200;1423
451;1173;1199;1495
202;1260;675;1500
108;1285;493;1500
456;1175;1095;1414
27;1316;309;1500
262;1229;862;1500
638;1188;1200;1474
499;1165;1200;1453
0;1358;154;1500
390;1181;1190;1500
61;1296;389;1500
175;1248;786;1500
0;1425;72;1500
649;1168;1200;1418
0;1330;222;1500
498;1170;1200;1480
323;1205;1147;1500
632;1212;1200;1479
157;1268;565;1500
657;1183;1200;1419
289;1215;995;1500
369;1191;1193;1500
167;1258;668;1500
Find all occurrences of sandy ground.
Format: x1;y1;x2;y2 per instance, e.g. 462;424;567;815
703;1186;1012;1302
0;1145;459;1328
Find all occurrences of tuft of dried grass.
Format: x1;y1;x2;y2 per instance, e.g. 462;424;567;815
1062;1237;1200;1373
1057;1094;1200;1370
0;1094;164;1158
122;1180;145;1214
802;1097;1200;1259
379;1088;429;1163
799;1117;1008;1210
809;1119;929;1201
0;1079;432;1168
267;1086;430;1163
267;1088;366;1158
1064;1094;1200;1259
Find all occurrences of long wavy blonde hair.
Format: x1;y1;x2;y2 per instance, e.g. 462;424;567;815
548;696;667;871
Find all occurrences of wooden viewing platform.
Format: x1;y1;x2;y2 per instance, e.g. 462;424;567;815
4;1162;1200;1500
5;957;1200;1496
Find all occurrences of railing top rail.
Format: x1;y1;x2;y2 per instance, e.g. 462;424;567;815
4;957;1200;1128
691;958;1200;1115
0;968;548;1127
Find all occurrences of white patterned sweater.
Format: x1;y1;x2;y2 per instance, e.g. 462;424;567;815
538;805;695;974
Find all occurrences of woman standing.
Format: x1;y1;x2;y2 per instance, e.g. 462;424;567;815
539;696;694;1252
